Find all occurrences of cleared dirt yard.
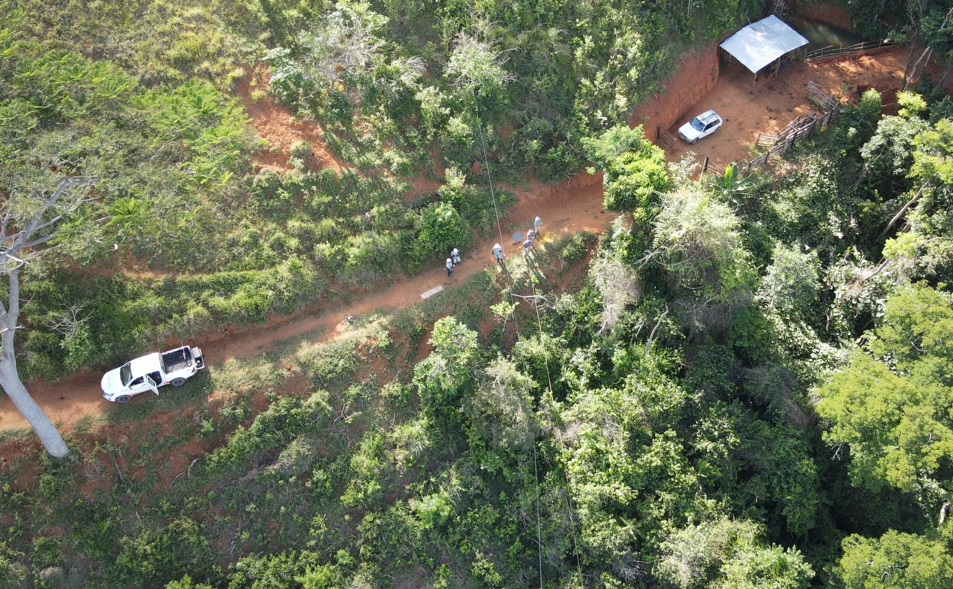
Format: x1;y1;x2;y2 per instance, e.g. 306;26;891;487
656;46;910;167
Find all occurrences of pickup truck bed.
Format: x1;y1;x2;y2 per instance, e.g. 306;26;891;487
162;347;192;373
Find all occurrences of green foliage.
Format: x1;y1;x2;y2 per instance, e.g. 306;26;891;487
468;356;537;452
437;168;514;232
657;517;814;589
590;219;641;334
228;550;328;589
10;4;953;589
838;531;953;589
583;125;671;218
110;517;223;588
166;575;215;589
445;33;512;109
415;201;470;264
757;243;821;325
4;0;258;87
207;393;332;473
260;0;756;180
413;317;479;424
817;284;953;493
20;257;326;378
651;186;755;334
0;541;26;587
341;431;388;507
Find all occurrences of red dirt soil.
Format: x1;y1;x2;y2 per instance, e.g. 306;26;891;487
0;46;914;435
637;46;910;167
237;70;349;174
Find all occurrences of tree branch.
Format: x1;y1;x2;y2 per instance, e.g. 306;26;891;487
1;269;19;359
6;177;92;259
879;180;931;240
20;234;56;250
31;214;65;235
644;307;669;356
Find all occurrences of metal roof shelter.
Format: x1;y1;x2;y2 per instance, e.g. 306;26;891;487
720;15;809;78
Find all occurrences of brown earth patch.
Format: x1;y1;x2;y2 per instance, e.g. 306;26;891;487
236;69;348;174
658;46;908;167
0;43;924;450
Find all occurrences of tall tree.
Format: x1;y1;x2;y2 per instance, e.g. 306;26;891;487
0;28;140;457
817;284;953;494
582;125;670;222
0;28;251;455
0;179;92;457
838;530;953;588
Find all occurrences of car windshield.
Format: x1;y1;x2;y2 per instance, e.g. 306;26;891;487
690;118;707;131
119;363;132;386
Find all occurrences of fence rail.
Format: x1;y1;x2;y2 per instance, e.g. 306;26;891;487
805;40;894;62
699;88;840;181
657;125;677;150
700;157;726;179
807;81;837;111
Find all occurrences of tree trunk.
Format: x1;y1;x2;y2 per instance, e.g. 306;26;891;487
0;356;70;458
0;270;70;458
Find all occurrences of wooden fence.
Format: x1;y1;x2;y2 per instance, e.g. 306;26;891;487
805;40;894;62
700;157;726;179
755;113;817;147
702;101;840;180
657;125;677;150
807;81;837;111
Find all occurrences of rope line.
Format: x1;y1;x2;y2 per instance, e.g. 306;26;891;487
475;110;508;253
472;104;543;586
474;105;520;338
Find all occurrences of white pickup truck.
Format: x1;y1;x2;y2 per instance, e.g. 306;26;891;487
101;345;206;403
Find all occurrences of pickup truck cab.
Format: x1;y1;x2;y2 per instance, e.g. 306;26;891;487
101;345;206;404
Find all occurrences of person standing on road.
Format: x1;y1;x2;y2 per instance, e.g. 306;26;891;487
534;216;543;236
522;238;533;257
492;243;504;264
527;229;536;243
451;247;462;265
446;257;455;278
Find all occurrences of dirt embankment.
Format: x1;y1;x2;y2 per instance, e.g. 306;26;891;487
632;47;721;142
0;28;917;435
799;3;853;29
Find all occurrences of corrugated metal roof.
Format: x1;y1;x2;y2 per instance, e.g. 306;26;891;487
719;15;809;74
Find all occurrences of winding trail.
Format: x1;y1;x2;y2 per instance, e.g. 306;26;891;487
0;174;611;432
0;45;910;434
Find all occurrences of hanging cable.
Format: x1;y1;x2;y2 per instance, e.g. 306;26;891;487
474;103;507;250
474;102;521;338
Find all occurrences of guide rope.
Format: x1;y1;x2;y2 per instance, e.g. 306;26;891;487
473;105;545;584
475;106;521;338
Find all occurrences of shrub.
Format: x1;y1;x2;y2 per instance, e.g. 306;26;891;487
207;393;331;473
414;202;470;265
109;517;222;588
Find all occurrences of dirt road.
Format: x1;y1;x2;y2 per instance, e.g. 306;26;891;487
0;175;610;432
0;45;911;433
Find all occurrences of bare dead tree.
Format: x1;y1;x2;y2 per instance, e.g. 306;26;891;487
0;176;94;458
904;6;953;91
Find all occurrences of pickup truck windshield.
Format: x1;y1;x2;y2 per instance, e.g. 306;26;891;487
119;363;132;386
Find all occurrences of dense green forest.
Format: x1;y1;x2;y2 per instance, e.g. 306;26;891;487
2;0;953;586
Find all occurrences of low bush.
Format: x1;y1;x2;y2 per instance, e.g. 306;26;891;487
206;393;331;474
109;517;223;588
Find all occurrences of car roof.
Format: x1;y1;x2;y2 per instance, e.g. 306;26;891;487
129;352;162;375
696;110;720;123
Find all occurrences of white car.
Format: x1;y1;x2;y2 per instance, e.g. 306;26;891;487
678;110;723;144
101;345;206;403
